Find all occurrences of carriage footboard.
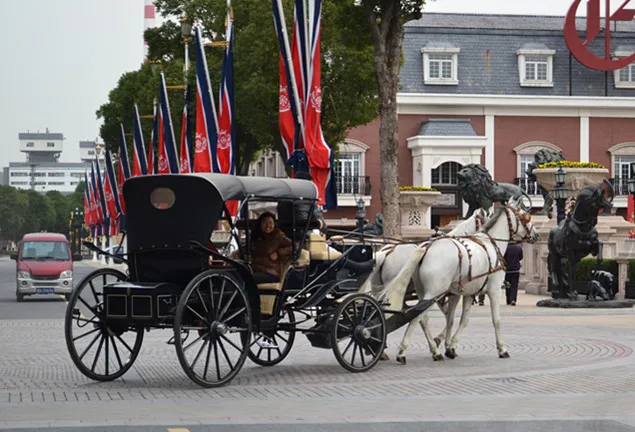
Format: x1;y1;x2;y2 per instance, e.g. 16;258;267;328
104;281;183;326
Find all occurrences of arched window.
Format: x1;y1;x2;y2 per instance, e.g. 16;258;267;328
608;143;635;195
431;162;462;185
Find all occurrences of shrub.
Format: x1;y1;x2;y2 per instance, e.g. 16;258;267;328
627;261;635;282
399;186;438;192
537;161;604;169
570;258;618;282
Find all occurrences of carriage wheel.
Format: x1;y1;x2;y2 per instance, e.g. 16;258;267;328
246;309;296;367
64;268;144;382
330;293;386;373
174;270;252;388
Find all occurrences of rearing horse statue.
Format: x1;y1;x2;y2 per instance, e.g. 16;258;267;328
547;180;614;300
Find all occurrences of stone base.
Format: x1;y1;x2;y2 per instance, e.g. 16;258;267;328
536;298;633;308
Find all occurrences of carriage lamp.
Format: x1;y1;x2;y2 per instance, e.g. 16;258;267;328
356;197;366;230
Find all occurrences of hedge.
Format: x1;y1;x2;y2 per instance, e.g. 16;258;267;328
565;258;619;282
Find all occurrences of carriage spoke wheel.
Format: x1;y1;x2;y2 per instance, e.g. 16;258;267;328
246;309;296;367
331;294;386;373
174;270;252;388
64;268;144;382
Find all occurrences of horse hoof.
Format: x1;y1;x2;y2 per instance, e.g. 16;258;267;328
380;352;390;361
434;337;442;347
433;354;444;362
499;352;511;359
445;348;457;359
396;356;407;365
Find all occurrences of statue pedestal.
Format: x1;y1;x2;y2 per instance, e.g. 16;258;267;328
399;191;440;240
616;239;635;300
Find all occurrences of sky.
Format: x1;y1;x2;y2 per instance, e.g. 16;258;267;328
0;0;596;169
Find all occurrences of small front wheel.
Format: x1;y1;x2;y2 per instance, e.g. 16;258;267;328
330;293;386;373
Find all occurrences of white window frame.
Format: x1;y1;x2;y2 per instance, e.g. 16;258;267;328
335;139;371;207
613;50;635;88
516;48;555;87
421;47;460;86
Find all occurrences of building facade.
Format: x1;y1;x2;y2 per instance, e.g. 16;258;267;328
331;13;635;227
3;133;105;194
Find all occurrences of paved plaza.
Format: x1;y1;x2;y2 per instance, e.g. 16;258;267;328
0;258;634;430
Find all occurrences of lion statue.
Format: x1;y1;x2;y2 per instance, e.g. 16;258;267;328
457;164;532;219
526;148;565;218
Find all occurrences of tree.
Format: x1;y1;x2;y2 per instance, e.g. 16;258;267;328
20;190;55;236
0;186;27;240
360;1;423;238
98;0;378;175
46;191;71;235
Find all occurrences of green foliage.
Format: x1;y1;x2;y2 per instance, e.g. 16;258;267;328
98;0;379;175
572;258;618;282
628;260;635;282
0;184;87;241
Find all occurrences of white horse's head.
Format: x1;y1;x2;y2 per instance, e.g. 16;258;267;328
507;196;539;243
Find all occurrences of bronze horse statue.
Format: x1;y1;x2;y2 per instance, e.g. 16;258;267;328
547;180;614;300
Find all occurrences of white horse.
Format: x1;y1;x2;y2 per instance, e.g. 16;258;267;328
396;196;538;362
359;208;490;362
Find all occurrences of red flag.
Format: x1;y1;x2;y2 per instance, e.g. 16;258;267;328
193;26;218;173
83;172;92;227
179;85;193;173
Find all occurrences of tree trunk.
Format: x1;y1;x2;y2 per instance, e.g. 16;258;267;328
367;3;404;239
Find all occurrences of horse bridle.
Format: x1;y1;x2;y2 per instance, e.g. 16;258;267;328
503;205;534;242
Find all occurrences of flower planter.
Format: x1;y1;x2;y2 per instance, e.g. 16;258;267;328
399;190;441;239
532;167;609;197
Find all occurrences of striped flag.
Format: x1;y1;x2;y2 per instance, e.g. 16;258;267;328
193;26;219;173
217;0;238;215
147;104;158;175
83;172;93;227
102;149;119;225
158;73;180;173
273;0;336;209
132;104;148;176
179;85;193;173
118;125;131;215
89;162;103;229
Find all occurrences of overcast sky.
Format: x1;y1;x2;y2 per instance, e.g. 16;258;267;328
0;0;594;168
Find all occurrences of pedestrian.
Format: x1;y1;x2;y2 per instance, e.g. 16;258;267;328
504;241;524;306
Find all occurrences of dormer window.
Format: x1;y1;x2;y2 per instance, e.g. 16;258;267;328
613;46;635;88
421;42;459;86
517;44;555;87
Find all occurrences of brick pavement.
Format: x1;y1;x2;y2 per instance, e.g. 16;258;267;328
1;292;635;428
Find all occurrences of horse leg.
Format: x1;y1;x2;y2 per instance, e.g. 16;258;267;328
446;295;474;358
487;280;509;358
432;295;452;347
442;295;460;359
567;257;578;300
396;318;419;365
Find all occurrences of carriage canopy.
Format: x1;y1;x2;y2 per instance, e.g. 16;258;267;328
122;173;318;251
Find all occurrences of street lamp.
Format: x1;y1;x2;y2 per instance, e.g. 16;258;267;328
356;197;366;231
180;16;192;79
552;165;569;224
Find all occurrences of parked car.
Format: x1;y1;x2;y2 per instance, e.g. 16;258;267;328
10;232;83;302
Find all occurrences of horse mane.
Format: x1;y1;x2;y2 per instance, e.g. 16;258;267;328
482;205;507;233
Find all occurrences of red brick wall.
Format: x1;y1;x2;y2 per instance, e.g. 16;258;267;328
329;115;485;221
589;118;635;171
494;117;580;183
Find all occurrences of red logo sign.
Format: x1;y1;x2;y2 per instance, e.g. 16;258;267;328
564;0;635;71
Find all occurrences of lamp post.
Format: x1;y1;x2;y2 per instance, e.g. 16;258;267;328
180;16;192;79
356;197;366;232
94;143;108;264
552;165;569;224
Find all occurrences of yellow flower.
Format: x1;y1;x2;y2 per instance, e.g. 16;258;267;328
399;186;438;192
537;160;604;169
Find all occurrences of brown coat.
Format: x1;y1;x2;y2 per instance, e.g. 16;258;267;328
251;229;293;278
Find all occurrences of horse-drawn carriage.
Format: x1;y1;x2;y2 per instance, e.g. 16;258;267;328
64;173;409;388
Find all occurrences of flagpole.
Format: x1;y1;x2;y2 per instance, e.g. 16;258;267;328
275;0;306;144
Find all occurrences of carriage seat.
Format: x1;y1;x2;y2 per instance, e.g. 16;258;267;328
257;248;310;315
305;232;342;261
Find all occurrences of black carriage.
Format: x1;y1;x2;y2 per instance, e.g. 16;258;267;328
64;173;389;388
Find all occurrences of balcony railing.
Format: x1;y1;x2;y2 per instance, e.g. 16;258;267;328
514;177;541;195
609;178;630;196
336;176;371;195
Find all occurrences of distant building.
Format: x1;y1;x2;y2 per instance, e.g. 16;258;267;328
4;131;105;194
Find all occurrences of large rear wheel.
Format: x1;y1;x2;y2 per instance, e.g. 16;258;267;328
64;268;144;382
174;270;252;388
